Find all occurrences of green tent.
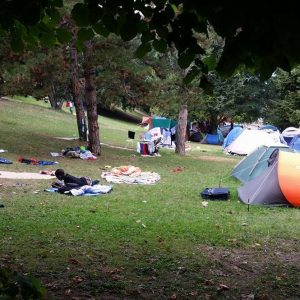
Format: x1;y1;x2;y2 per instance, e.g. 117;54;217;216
231;145;292;183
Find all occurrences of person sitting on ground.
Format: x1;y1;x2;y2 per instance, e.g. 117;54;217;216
52;169;98;190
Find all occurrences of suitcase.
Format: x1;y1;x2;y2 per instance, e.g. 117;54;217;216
200;188;230;200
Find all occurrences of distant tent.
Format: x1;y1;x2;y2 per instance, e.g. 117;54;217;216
222;127;244;149
280;127;300;145
189;131;202;142
289;134;300;152
259;124;278;131
231;145;292;183
238;151;300;206
224;129;283;155
201;129;224;145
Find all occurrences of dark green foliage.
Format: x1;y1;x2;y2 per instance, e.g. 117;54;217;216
3;0;300;86
264;67;300;129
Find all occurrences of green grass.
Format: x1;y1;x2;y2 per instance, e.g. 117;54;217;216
0;97;300;299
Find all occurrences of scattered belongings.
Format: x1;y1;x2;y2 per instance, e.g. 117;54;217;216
0;157;12;164
101;165;160;184
45;184;112;196
18;157;58;166
52;146;97;160
200;188;230;201
50;152;63;157
0;149;8;153
0;171;54;179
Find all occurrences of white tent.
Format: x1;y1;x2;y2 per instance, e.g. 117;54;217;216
281;127;300;145
224;129;284;155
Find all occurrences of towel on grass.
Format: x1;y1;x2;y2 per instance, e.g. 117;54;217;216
0;171;53;179
45;184;113;196
101;168;160;185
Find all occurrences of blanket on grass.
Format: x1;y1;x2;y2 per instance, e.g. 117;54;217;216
101;166;160;184
45;184;113;196
0;171;54;179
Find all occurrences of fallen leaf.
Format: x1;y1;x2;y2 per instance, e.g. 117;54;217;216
217;283;229;292
64;288;72;296
204;279;214;285
72;276;84;284
69;258;80;265
228;238;237;243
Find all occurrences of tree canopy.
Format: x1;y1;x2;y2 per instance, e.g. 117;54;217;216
2;0;300;83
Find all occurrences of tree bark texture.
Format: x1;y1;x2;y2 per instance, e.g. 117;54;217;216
175;104;188;156
83;40;101;155
70;43;88;141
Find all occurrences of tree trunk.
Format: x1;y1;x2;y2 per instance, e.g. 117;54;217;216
208;115;218;134
49;83;63;109
175;104;188;156
70;43;88;141
83;40;101;155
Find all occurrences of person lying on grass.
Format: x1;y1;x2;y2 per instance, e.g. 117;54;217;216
52;169;99;191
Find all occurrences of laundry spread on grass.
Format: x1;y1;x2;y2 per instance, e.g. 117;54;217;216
50;146;97;160
45;184;112;196
0;171;54;179
101;165;160;184
18;157;58;166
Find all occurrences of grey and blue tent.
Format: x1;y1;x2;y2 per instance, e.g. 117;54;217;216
222;126;244;149
231;145;292;183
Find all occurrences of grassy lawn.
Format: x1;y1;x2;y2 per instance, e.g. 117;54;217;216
0;98;300;299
